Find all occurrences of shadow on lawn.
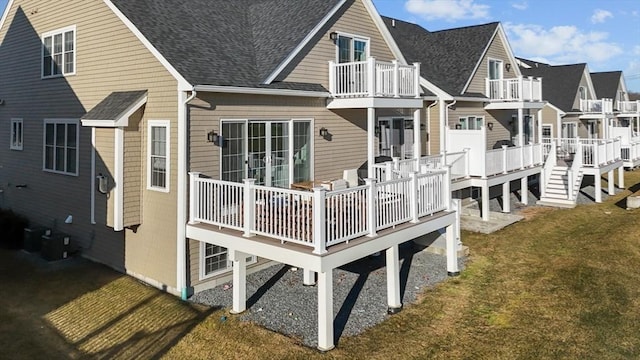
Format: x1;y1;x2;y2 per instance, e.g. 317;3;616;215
614;181;640;210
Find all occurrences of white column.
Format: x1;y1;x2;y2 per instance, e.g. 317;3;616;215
229;249;247;314
518;108;524;147
367;107;376;179
413;108;421;160
303;269;316;286
556;112;562;139
608;170;615;195
595;175;603;203
386;244;402;314
317;270;334;352
446;223;460;276
440;101;447;153
618;166;625;189
481;183;490;221
502;181;511;213
521;176;529;205
537;109;543;144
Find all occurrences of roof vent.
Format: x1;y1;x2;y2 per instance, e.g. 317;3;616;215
392;19;396;28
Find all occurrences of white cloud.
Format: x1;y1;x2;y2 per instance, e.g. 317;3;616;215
404;0;490;21
634;45;640;56
591;9;613;24
505;23;623;65
511;1;528;10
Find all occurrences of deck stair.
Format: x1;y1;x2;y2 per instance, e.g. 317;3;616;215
538;166;582;208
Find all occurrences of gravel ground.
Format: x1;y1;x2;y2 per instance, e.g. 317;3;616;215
191;242;465;348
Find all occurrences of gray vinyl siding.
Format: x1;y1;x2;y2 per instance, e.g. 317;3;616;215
0;0;179;288
447;102;512;150
466;31;511;96
283;0;396;87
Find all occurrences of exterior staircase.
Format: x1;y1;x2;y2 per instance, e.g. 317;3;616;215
538;166;583;208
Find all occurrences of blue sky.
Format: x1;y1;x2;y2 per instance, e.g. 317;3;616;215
372;0;640;91
1;0;638;91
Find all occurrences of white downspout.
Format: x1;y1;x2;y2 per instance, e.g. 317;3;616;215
178;88;197;300
426;100;438;156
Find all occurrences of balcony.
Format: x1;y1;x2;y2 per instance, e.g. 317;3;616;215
618;100;640;114
327;58;422;109
580;98;613;115
188;170;452;255
485;76;543;109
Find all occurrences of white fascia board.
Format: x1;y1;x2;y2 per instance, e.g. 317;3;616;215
619;74;629;100
461;25;498;95
80;95;147;128
103;0;191;91
583;65;598;99
194;85;330;98
420;78;453;100
0;0;14;33
452;96;488;102
361;0;408;64
262;0;348;84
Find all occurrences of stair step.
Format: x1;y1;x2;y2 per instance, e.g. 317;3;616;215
537;198;577;208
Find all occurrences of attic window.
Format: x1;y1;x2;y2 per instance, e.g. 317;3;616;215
336;34;369;63
42;26;76;79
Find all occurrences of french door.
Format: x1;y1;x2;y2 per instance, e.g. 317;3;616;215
488;59;503;99
221;120;311;187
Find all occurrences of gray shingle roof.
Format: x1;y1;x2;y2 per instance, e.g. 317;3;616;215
591;71;622;99
82;90;148;121
382;17;498;96
111;0;342;89
520;62;586;112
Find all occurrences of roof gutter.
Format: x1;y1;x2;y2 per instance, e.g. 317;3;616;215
194;85;331;98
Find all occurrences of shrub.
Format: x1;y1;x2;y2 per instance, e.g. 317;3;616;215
0;209;29;249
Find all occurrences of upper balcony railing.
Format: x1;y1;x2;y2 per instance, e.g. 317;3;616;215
618;100;640;113
580;98;613;114
486;76;542;102
329;58;421;98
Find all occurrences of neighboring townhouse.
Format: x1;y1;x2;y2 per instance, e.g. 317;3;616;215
518;60;625;205
383;18;546;221
0;0;461;351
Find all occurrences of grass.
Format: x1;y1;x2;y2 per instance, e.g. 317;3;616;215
3;171;640;359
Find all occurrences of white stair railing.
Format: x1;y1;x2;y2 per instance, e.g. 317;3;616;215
568;143;583;201
540;143;557;198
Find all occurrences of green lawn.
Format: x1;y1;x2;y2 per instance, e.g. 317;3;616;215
2;171;640;359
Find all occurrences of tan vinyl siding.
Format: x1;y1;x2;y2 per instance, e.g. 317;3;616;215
283;0;396;87
466;31;511;95
0;0;179;288
123;109;143;227
447;102;512;150
541;105;560;137
572;72;592;110
94;128;115;227
426;102;440;154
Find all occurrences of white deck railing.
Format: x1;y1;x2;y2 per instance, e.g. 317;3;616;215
329;57;421;98
485;76;542;102
618;100;640;113
580;98;614;114
189;170;451;255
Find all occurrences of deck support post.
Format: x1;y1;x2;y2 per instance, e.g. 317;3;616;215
595;174;603;203
229;250;247;314
317;269;334;352
446;223;460;276
608;170;615;195
303;269;316;286
502;181;511;213
481;183;490;221
521;176;529;205
386;244;402;314
618;166;625;189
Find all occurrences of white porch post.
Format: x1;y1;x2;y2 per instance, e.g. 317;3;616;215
521;176;529;205
481;183;490;221
502;181;511;213
368;107;376;179
303;269;316;286
386;244;402;314
243;179;256;237
608;170;615;195
537;109;543;145
556;112;562;139
595;175;603;203
618;166;625;189
317;269;334;352
446;222;460;276
518;108;525;166
413;108;421;160
229;249;248;314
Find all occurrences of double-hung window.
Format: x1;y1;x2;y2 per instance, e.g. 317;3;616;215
459;116;484;130
10;118;23;150
42;26;76;78
201;243;257;279
43;119;78;175
148;120;170;192
337;34;369;63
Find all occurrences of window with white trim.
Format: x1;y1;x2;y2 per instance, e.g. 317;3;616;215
201;243;257;278
43;119;78;175
148;120;170;191
337;34;369;63
10;118;23;150
458;116;484;130
42;26;76;78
